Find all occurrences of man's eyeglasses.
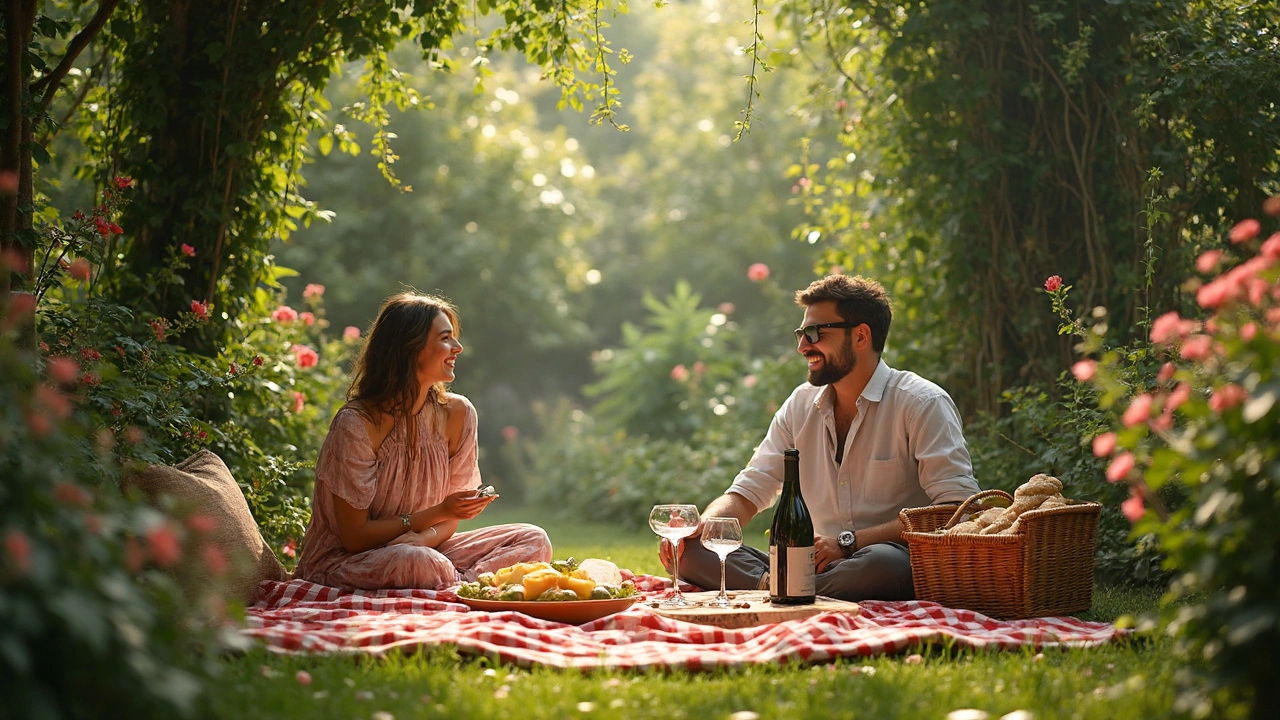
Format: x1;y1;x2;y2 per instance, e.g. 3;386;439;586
793;322;862;344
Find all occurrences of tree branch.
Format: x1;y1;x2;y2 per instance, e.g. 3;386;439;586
32;0;121;117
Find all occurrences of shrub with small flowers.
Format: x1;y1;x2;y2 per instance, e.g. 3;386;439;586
1047;200;1280;719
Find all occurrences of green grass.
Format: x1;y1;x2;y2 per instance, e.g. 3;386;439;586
212;508;1175;719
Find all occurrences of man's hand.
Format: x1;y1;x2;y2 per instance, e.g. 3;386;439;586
814;534;844;573
657;524;702;574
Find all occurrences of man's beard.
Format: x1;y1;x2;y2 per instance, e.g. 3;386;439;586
806;337;856;386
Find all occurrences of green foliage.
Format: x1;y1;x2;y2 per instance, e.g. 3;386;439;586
778;0;1280;413
1;214;223;719
519;281;803;530
1059;210;1280;718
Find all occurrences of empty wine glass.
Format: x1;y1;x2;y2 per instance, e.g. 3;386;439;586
699;517;743;608
649;504;701;607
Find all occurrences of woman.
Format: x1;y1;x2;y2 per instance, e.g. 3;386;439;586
294;292;552;590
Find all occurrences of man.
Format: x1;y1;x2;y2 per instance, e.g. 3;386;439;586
659;275;979;601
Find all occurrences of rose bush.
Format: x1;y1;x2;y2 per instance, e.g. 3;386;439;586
1050;201;1280;719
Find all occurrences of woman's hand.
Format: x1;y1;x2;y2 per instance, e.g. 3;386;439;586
438;490;496;520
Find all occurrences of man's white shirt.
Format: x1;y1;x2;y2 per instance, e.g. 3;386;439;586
727;359;979;539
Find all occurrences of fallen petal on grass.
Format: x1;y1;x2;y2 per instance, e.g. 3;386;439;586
946;711;990;720
295;670;311;685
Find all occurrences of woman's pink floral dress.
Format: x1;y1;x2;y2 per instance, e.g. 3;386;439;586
295;395;551;590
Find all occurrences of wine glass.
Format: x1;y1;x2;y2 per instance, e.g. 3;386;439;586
699;517;743;608
649;504;701;607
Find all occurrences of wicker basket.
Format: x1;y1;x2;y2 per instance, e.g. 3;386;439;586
899;489;1101;619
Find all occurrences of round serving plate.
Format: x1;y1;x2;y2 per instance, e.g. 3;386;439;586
457;595;642;625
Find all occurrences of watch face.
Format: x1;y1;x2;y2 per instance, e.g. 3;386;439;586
838;531;855;548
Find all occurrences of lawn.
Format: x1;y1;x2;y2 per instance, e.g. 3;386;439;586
213;507;1175;719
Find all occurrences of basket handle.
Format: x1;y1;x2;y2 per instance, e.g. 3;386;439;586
941;489;1015;530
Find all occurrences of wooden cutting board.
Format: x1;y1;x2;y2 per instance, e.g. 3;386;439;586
647;590;859;629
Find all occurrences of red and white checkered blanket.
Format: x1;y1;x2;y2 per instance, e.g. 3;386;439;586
242;575;1126;669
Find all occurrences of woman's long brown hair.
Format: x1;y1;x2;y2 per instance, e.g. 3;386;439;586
346;293;459;448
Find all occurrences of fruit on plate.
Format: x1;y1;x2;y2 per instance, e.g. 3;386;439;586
456;558;641;602
492;561;553;586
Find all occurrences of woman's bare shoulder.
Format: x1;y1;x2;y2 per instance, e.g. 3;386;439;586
443;393;474;452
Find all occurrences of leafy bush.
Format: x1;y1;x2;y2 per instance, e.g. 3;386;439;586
520;282;803;529
1;195;224;717
1057;205;1280;719
26;183;352;566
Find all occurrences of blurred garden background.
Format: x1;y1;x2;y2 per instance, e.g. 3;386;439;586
2;0;1278;718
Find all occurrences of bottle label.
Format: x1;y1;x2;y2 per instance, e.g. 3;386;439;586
787;546;816;596
768;545;816;597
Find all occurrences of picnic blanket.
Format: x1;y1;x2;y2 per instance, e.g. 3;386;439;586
242;575;1126;670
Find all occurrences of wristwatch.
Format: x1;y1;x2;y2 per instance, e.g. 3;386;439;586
399;513;412;529
837;530;857;557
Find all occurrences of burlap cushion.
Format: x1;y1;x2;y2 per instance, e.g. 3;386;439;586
131;449;287;603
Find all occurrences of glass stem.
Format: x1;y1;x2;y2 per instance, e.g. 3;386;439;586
719;558;728;601
672;538;681;597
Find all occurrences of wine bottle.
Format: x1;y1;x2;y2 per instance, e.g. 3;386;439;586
769;448;815;605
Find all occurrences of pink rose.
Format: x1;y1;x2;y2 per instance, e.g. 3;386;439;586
1121;490;1145;523
747;263;770;282
1150;312;1194;346
190;300;209;321
47;356;80;384
1179;335;1213;361
1195;249;1223;273
146;525;182;567
202;545;228;575
1122;393;1153;427
1228;218;1260;244
1156;362;1175;385
1208;383;1247;413
290;344;318;368
1196;277;1237;309
299;311;315;326
36;385;71;419
1261;233;1280;260
670;364;689;382
291;391;306;414
1106;452;1135;483
296;670;312;686
282;538;298;559
69;258;91;281
53;483;91;507
303;283;325;299
1043;275;1063;292
742;374;759;389
4;529;32;574
692;361;707;374
27;411;52;437
1071;360;1096;382
181;244;196;257
718;302;736;315
343;325;361;341
1091;432;1117;458
272;305;298;323
186;514;218;534
502;425;519;441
